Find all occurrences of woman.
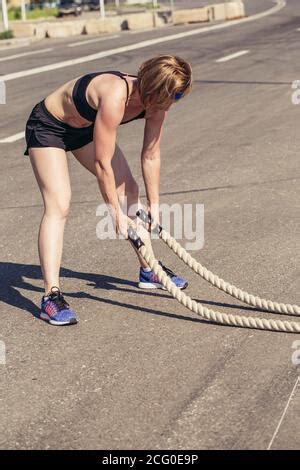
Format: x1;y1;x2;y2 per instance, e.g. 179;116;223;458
25;55;192;326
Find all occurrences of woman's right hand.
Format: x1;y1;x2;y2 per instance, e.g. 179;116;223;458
115;213;134;239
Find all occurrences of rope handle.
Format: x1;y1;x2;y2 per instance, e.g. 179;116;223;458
128;225;144;250
136;209;162;235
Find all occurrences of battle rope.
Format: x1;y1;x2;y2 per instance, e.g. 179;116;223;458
125;211;300;333
136;210;300;316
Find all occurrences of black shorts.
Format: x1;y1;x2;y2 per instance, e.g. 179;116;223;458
24;99;94;156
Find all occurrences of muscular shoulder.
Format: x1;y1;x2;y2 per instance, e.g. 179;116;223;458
91;74;127;108
94;75;127;127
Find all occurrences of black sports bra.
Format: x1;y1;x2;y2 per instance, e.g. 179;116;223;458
72;71;146;125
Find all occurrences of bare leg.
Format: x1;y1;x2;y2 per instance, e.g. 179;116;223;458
72;142;154;268
30;147;71;294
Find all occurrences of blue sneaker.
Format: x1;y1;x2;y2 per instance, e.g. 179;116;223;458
138;261;188;290
40;287;78;326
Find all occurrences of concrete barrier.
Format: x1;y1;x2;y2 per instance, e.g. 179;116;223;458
84;17;122;35
125;12;154;30
173;7;209;25
174;1;245;25
225;1;245;19
153;11;171;27
208;3;226;21
46;20;86;38
10;21;42;38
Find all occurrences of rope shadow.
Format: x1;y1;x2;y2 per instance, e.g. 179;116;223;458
192;297;272;315
67;290;209;326
0;262;155;318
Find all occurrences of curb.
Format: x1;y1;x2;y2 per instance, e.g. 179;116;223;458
0;36;40;48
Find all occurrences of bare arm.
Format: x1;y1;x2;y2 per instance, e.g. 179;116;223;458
141;110;166;224
93;93;125;229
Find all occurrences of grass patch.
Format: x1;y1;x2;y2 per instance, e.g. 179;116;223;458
8;7;58;21
0;30;14;40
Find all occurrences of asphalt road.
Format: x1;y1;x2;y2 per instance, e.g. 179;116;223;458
0;0;299;450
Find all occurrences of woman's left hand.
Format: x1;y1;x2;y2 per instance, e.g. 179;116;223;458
147;203;160;232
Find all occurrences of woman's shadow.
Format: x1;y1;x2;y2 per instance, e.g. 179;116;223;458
0;261;269;326
0;261;143;319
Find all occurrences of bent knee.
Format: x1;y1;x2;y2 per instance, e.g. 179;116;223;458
44;194;71;219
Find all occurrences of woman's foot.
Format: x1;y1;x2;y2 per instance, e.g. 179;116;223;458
40;287;78;326
138;262;188;290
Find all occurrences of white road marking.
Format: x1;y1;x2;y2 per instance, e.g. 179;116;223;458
68;35;120;47
0;48;53;63
267;376;300;450
0;131;25;143
1;0;286;83
216;50;250;63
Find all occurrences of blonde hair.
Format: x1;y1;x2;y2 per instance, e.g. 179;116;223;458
137;55;192;110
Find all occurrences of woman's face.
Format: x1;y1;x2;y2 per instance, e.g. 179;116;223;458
151;89;186;111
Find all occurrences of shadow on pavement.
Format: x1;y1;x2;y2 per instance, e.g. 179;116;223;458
0;262;271;326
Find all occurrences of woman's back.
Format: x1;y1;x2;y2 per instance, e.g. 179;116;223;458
44;71;145;129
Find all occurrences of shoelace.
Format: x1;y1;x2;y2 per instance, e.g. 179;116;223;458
48;287;69;311
158;261;176;278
